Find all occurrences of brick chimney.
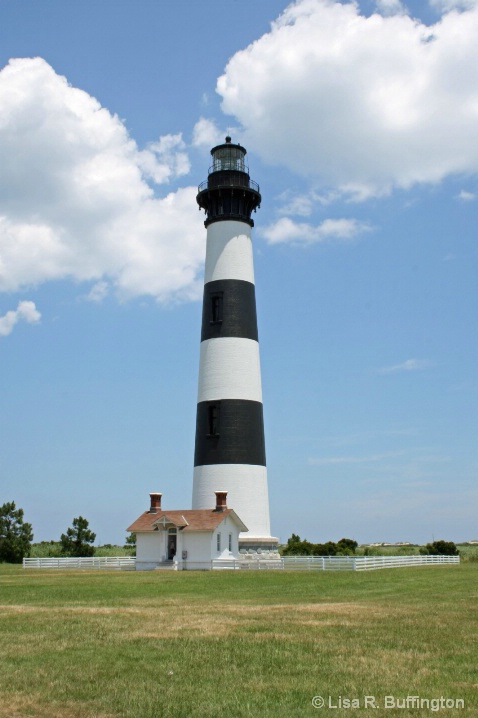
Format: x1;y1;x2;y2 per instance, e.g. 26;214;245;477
149;493;162;513
214;491;227;512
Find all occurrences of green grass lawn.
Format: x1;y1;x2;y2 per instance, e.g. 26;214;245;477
0;563;476;718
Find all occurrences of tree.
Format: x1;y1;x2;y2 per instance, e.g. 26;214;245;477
282;534;359;556
124;532;136;556
282;534;323;556
313;541;338;556
422;540;459;556
282;534;314;556
0;501;34;563
337;538;358;555
60;516;96;557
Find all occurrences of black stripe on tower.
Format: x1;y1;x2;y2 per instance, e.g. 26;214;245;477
201;279;258;342
194;400;266;467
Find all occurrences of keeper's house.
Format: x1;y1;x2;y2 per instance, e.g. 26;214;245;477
127;491;247;570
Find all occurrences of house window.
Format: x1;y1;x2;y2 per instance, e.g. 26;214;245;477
211;293;223;324
217;533;221;551
208;404;219;436
228;533;232;552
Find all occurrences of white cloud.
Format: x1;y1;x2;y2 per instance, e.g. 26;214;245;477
429;0;478;11
375;0;408;16
277;189;340;216
138;134;190;184
192;117;226;148
262;217;371;245
0;58;204;302
379;358;431;374
85;281;109;303
457;190;476;201
217;0;478;199
277;194;315;217
0;300;41;336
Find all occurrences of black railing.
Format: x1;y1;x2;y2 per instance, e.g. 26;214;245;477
198;176;260;194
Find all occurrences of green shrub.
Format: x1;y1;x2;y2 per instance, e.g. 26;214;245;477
423;540;459;556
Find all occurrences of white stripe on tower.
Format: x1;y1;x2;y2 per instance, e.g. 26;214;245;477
197;338;262;403
204;220;255;283
192;137;277;548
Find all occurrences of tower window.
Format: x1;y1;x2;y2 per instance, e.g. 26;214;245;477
228;533;232;552
211;293;223;324
207;404;220;436
217;532;221;551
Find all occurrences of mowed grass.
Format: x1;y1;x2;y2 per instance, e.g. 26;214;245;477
0;564;476;718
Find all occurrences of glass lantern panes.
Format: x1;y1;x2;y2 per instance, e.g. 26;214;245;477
212;146;246;173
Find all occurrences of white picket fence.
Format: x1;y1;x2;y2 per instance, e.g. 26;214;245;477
23;556;136;570
23;554;459;572
287;555;459;571
212;555;460;571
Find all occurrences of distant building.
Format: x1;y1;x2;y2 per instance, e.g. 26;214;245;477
127;491;247;570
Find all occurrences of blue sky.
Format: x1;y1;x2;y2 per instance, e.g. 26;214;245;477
0;0;476;546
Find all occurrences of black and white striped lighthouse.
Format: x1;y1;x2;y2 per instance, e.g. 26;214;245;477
192;137;277;550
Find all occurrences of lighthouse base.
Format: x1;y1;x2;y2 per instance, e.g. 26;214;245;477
192;464;274;539
239;535;279;553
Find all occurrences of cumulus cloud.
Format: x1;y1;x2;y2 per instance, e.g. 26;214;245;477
138;134;190;184
217;0;478;199
0;58;204;302
276;189;340;216
375;0;408;16
262;217;371;245
192;117;225;149
0;300;41;336
379;358;431;374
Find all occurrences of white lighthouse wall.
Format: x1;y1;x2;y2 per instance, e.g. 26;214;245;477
197;337;263;403
192;464;271;539
204;221;255;284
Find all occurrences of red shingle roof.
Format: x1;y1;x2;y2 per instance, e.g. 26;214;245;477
127;508;248;533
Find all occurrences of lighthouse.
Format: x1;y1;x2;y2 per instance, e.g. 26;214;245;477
192;137;277;551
